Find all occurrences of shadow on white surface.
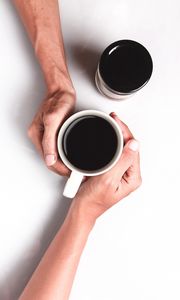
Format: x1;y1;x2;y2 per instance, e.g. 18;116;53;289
70;42;101;91
0;1;72;299
0;194;72;300
5;0;46;148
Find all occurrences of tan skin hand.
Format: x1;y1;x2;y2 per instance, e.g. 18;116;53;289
19;114;141;300
13;1;142;299
14;0;76;176
74;112;142;219
28;88;75;176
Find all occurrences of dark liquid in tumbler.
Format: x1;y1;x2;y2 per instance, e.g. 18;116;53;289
99;40;153;93
62;115;118;171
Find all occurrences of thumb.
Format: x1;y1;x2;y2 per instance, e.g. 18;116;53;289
115;139;139;178
42;124;59;167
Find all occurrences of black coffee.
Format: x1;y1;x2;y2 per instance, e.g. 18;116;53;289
99;40;153;94
62;115;118;171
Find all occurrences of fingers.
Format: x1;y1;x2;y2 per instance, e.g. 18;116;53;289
27;90;76;177
42;114;71;175
28;117;70;176
123;151;141;185
28;124;44;158
118;151;142;199
110;112;134;143
113;139;140;180
110;112;140;180
48;159;70;176
42;120;59;167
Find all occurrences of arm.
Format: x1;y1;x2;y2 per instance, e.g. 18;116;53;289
19;114;141;300
20;202;95;300
14;0;76;176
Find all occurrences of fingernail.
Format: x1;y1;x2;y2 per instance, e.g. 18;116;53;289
110;112;117;117
45;154;56;166
128;140;139;151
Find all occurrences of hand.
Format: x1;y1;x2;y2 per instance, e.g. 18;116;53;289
74;113;142;220
28;87;76;176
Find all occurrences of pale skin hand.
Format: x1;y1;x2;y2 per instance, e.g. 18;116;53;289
14;0;75;176
19;114;142;300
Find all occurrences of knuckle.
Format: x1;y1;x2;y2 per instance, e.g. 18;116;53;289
123;121;129;131
130;181;138;191
122;149;133;163
124;147;134;157
131;175;142;190
27;124;35;139
43;112;58;127
42;137;51;151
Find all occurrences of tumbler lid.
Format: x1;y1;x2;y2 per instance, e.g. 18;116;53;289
99;40;153;94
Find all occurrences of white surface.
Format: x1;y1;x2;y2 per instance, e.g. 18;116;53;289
0;0;180;299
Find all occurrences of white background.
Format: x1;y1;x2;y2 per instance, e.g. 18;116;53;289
0;0;180;299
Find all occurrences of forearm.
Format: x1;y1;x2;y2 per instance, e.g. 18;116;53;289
19;200;95;300
14;0;74;94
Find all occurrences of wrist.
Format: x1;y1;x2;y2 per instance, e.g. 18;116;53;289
45;68;75;97
35;46;75;96
73;194;108;221
68;198;97;231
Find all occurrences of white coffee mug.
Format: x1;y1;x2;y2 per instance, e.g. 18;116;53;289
57;110;124;198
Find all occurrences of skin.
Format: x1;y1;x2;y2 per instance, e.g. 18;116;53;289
19;114;142;300
14;0;76;176
13;1;142;299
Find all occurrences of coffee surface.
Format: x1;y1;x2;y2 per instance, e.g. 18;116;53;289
62;116;118;171
99;40;153;93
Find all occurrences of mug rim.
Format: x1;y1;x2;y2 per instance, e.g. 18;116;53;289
57;110;124;176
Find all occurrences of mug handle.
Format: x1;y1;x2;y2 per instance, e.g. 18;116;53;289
63;171;84;198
